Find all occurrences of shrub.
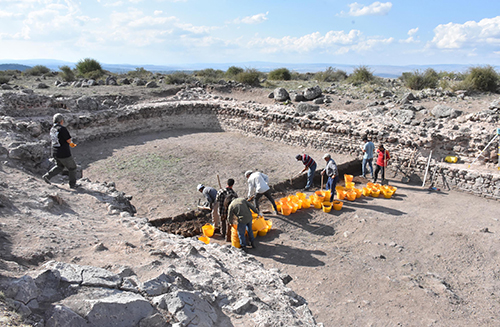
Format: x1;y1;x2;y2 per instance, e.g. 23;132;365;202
461;66;499;92
195;68;225;83
401;68;439;90
225;66;244;78
127;67;151;79
290;71;311;81
164;72;196;84
235;68;262;87
268;68;291;81
0;75;10;84
347;65;374;84
59;65;75;82
76;58;104;78
314;67;347;82
23;65;50;76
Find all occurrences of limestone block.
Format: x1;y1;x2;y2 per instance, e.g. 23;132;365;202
45;304;89;327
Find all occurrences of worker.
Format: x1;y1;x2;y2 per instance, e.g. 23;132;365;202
245;170;278;214
197;184;218;228
321;154;339;203
227;196;261;249
374;144;390;184
42;113;79;189
295;154;317;190
361;137;375;178
215;178;238;241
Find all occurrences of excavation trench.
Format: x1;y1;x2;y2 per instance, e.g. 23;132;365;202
76;128;360;238
148;158;362;238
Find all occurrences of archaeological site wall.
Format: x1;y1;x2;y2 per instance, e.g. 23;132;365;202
1;89;499;200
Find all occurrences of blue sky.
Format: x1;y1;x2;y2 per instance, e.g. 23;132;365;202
1;0;500;67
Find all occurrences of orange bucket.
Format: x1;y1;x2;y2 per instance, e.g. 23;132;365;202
332;201;343;211
370;189;381;197
354;188;362;198
313;200;322;209
198;236;210;244
281;204;292;216
323;190;331;201
231;225;240;248
265;219;272;230
362;187;371;196
253;230;258;237
296;192;306;200
301;198;311;209
337;190;346;200
367;182;375;189
202;224;214;237
315;191;325;202
253;216;267;231
275;201;282;212
346;190;356;201
344;174;353;183
322;202;332;213
345;182;355;189
258;228;268;236
382;189;393;199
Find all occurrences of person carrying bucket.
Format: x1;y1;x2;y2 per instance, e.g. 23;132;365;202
373;144;390;184
295;154;317;191
321;154;339;203
227;196;262;250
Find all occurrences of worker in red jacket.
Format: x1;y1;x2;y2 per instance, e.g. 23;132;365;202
373;144;390;184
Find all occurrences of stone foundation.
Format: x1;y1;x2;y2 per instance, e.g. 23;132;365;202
1;90;499;199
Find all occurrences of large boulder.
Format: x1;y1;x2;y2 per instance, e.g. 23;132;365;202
77;96;100;111
303;86;322;100
431;105;462;118
273;87;290;102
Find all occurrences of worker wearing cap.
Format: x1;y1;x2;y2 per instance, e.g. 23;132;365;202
197;183;218;210
245;170;279;214
42;113;79;189
321;154;338;203
295;154;317;190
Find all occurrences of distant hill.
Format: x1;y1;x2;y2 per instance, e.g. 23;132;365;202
0;63;32;72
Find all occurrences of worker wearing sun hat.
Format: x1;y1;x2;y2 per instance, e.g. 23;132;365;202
244;170;279;214
321;153;339;203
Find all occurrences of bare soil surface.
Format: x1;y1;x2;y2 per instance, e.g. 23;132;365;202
77;129;500;326
2;82;500;326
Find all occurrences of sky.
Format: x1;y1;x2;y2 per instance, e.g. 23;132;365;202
1;0;500;68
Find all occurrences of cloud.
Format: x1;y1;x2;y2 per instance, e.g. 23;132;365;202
400;27;419;43
408;27;418;36
247;29;393;55
233;12;268;25
340;2;392;17
431;16;500;50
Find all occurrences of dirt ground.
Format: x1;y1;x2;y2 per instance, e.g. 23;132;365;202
76;129;500;326
2;83;500;326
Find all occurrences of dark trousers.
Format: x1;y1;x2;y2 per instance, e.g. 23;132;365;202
325;175;339;202
374;165;386;183
255;189;278;212
46;156;77;186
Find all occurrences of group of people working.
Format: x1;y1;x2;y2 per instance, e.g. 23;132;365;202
197;170;278;249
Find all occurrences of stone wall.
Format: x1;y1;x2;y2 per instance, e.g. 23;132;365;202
1;91;499;199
